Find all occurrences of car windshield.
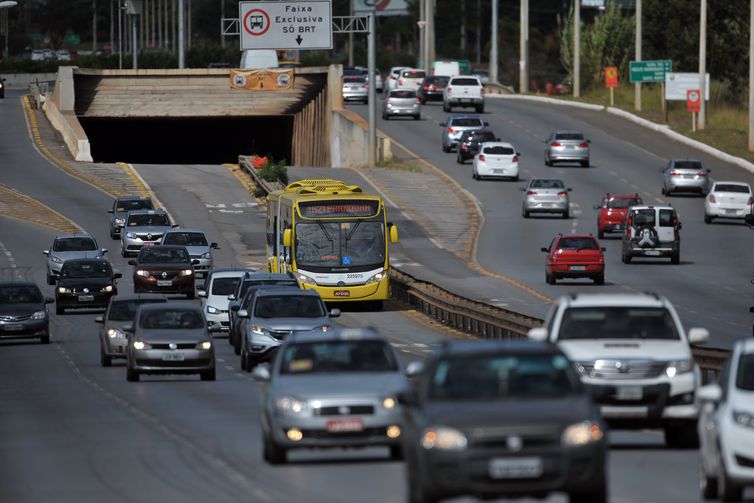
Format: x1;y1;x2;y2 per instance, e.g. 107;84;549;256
127;214;170;226
556;237;598;250
451;78;480;86
295;220;385;269
471;132;496;142
211;277;241;296
531;179;565;189
390;90;416;98
108;298;166;321
139;309;204;329
736;353;754;391
139;248;189;264
673;161;702;170
451;118;483;127
555;132;584;140
631;209;656;226
60;261;112;278
163;232;208;247
280;340;398;374
344;76;366;83
607;197;640;209
115;199;152;212
426;77;449;85
0;286;43;304
714;184;750;193
53;237;97;252
253;295;325;318
483;146;514;155
429;354;581;400
558;307;680;340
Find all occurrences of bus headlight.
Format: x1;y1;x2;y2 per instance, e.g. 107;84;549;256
296;272;317;285
364;271;386;285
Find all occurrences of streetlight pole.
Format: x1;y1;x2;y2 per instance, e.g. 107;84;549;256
749;0;754;151
178;0;185;68
519;0;528;93
698;0;707;129
635;0;642;111
574;0;580;98
489;0;497;84
367;11;376;168
0;1;18;60
118;0;123;68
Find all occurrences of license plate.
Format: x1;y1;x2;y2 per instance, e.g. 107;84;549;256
157;280;172;287
78;295;95;302
616;386;643;400
489;457;543;479
161;353;185;361
142;242;156;246
334;290;350;297
570;265;586;271
725;209;737;214
3;324;23;331
644;251;661;256
565;145;575;149
326;418;364;433
492;169;504;174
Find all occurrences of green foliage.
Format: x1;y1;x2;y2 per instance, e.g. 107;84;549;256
258;157;289;186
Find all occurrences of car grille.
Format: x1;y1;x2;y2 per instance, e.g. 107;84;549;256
468;425;561;449
578;360;667;380
268;329;293;340
0;314;32;322
65;287;103;294
150;343;197;350
315;405;375;416
146;271;180;279
298;427;386;440
135;233;163;241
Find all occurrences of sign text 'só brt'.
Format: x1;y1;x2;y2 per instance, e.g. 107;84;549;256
239;1;333;51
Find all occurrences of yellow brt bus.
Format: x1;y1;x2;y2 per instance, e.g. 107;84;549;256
266;179;398;308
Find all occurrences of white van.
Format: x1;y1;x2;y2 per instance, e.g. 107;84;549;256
432;61;461;77
240;50;279;69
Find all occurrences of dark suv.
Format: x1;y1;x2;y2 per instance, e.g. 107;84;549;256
128;245;199;298
456;128;498;164
417;75;449;104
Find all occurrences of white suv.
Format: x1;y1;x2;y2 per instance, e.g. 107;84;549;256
528;292;709;448
621;205;681;264
443;75;485;113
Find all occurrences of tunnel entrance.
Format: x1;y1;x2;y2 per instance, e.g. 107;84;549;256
79;116;293;165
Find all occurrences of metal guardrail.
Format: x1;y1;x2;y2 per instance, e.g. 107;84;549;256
238;156;731;380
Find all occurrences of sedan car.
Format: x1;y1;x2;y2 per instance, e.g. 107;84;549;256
342;75;368;104
0;281;53;344
457;129;498;164
594;193;643;239
354;66;384;92
472;142;520;181
128;245;198;298
381;89;420;120
704;181;753;224
544;131;590;167
96;294;168;367
197;267;256;334
120;209;176;257
542;234;605;285
108;196;154;239
521;178;572;218
55;258;121;315
440;114;488;152
403;340;607;503
698;338;754;501
43;233;107;285
124;303;216;382
417;75;449;104
159;228;218;277
661;159;711;196
252;327;410;464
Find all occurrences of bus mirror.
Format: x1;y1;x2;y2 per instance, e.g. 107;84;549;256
389;224;399;244
283;228;292;248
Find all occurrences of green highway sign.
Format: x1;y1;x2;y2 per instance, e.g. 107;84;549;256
630;60;672;83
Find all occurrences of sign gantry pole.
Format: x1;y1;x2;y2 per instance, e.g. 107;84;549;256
634;0;641;112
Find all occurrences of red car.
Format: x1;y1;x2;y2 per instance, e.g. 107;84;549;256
542;234;605;285
594;193;642;239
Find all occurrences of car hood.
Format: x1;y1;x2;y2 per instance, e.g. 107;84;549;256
126;225;172;233
557;339;691;361
57;277;114;288
50;250;102;260
254;317;332;330
137;328;210;343
207;296;231;309
135;263;191;270
0;304;43;317
273;373;408;398
181;246;210;255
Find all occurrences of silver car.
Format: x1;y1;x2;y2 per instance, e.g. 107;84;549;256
382;89;420;120
108;195;153;239
96;294;167;367
342;75;368;104
440;114;488;152
124;302;217;382
120;209;175;257
159;228;218;277
252;327;409;464
236;287;339;371
544;131;591;167
661;158;711;196
43;233;107;285
521;178;572;218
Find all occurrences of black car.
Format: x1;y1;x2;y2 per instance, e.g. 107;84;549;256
456;128;498;164
55;258;121;314
0;281;53;344
402;340;607;503
417;75;450;104
0;77;6;99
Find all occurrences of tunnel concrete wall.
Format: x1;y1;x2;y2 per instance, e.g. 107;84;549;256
43;67;93;162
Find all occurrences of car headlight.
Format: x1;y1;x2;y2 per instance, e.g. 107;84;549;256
30;310;47;320
315;325;332;332
101;285;114;292
665;359;694;378
179;269;193;276
126;232;137;239
115;218;125;225
296;272;317;285
107;328;124;339
251;324;266;335
382;396;397;410
421;426;467;450
51;256;64;264
733;411;754;429
197;341;212;350
365;271;386;285
207;306;220;314
133;340;149;350
201;252;212;259
135;270;149;277
562;421;604;446
275;396;307;414
58;287;71;294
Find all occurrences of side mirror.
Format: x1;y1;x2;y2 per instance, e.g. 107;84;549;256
749;306;754;313
439;122;446;127
329;308;341;318
227;294;236;301
100;248;108;255
45;297;54;304
496;137;501;141
519;187;526;192
113;272;122;279
283;228;292;248
122;323;134;333
688;327;710;344
197;290;207;298
540;247;548;252
231;305;240;312
706;169;712;173
697;383;723;403
94;315;104;323
238;309;249;318
191;259;200;265
42;250;50;256
527;327;548;341
587;139;591;143
251;364;271;382
389;224;399;244
128;260;137;266
677;222;683;230
406;360;424;377
593;205;602;210
210;242;219;249
517;152;522;156
108;209;114;214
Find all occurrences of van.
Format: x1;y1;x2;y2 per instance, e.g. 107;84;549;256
432;61;461;77
240;50;279;69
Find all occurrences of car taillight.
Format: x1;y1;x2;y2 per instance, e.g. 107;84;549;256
399;79;404;85
512;155;519;163
447;127;456;133
697;171;707;176
461;144;468;150
416;97;421;103
579;142;589;148
670;170;681;176
557;191;569;196
447;86;453;93
387;97;392;103
478;154;486;162
480;87;485;95
709;194;716;203
626;218;632;237
748;197;754;205
550;142;562;147
362;83;369;88
423;85;430;90
527;190;537;195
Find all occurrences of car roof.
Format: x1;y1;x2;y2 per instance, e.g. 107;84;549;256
713;181;750;187
139;245;187;252
116;195;151;201
62;257;110;264
110;294;167;302
738;339;754;354
557;292;667;308
256;286;318;297
553;130;584;135
138;301;202;313
604;193;641;199
288;327;387;344
163;228;206;235
208;268;256;279
529;177;564;182
448;114;482;119
0;280;40;288
630;205;674;211
246;272;295;281
126;209;168;216
437;340;563;357
555;234;597;239
481;141;514;148
54;233;95;239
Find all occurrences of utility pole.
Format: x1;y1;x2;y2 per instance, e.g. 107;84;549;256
118;0;122;68
367;11;376;168
425;0;434;67
110;0;114;56
749;0;754;150
635;0;641;111
348;0;353;66
574;0;580;98
698;0;707;129
132;12;138;69
93;0;98;52
418;0;425;71
519;0;528;93
178;0;185;68
220;0;224;47
475;0;480;64
489;0;498;84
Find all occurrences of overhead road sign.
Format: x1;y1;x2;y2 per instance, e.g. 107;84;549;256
352;0;409;16
665;72;710;101
239;1;333;51
630;60;672;83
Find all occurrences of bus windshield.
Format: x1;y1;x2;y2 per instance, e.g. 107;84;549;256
295;220;386;269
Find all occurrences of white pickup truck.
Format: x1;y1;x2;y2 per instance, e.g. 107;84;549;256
442;75;485;113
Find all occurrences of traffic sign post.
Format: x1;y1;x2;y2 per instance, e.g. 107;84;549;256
239;1;333;50
687;89;701;132
605;66;618;106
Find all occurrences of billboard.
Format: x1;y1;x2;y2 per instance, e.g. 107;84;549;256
352;0;409;16
665;72;710;101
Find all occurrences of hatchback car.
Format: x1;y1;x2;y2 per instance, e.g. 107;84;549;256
594;193;643;239
124;303;216;382
159;228;218;277
542;234;605;285
472;142;520;181
354;66;384;92
198;268;256;334
0;281;53;344
698;338;754;501
128;245;198;298
456;129;498;164
43;233;107;285
621;205;681;264
386;66;409;92
544;131;591;167
440;115;488;152
253;327;410;464
381;89;420;120
521;178;572;218
661;159;711;196
342;75;368;104
704;181;753;224
396;68;426;90
417;75;449;104
108;196;154;239
403;340;607;503
55;258;121;315
96;294;168;366
236;287;339;370
120;209;176;257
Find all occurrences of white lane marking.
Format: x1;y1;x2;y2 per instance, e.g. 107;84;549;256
232;202;258;208
219;209;244;214
428;237;442;248
0;239;19;279
206;204;227;208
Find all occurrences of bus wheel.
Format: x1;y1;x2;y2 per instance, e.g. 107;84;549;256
368;300;383;311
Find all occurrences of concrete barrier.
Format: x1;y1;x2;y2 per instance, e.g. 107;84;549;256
0;72;57;89
42;67;93;162
330;109;391;168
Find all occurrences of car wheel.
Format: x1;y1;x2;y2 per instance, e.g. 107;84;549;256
100;346;112;367
244;353;258;372
594;274;605;285
476;105;484;113
407;476;439;503
200;367;216;381
671;250;680;265
718;453;743;502
442;144;448;153
522;209;530;218
581;160;590;167
40;333;50;345
568;474;607;503
389;445;404;460
240;350;248;371
664;421;698;449
472;170;478;180
544;158;551;167
120;248;127;257
369;300;384;311
382;114;388;120
562;210;570;219
704;213;712;224
263;433;287;465
46;272;55;285
414;114;420;120
419;98;425;105
234;334;242;355
456;154;463;164
442;103;450;112
126;365;140;382
622;251;632;264
598;230;605;239
547;273;556;285
56;305;64;315
186;290;195;300
700;460;718;500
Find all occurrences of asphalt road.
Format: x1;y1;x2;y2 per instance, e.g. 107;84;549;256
352;97;754;347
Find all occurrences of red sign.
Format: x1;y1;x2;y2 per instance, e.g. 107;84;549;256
605;67;618;88
687;89;701;113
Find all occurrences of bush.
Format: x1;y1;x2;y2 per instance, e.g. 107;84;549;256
257;157;289;185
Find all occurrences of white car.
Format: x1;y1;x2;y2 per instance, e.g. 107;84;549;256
55;49;72;61
528;292;709;448
197;268;255;333
395;68;426;90
472;142;520;181
698;338;754;501
704;181;753;224
386;66;409;92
